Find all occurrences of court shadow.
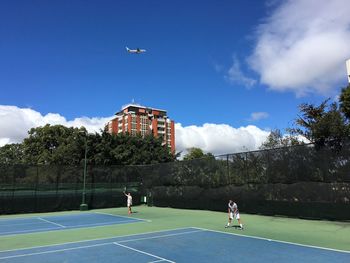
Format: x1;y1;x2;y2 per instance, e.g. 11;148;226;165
228;225;243;230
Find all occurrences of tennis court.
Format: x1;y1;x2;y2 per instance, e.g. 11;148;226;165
0;212;145;236
0;227;349;262
1;206;349;262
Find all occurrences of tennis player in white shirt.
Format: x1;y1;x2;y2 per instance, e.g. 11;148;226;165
124;192;133;214
225;199;243;229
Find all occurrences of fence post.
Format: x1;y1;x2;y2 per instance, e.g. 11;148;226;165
226;155;230;185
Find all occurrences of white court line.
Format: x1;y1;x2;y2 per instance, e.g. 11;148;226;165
93;211;152;222
118;229;203;244
0;242;111;260
37;217;66;228
113;242;175;263
193;227;350;254
66;219;142;228
148;259;168;263
0;212;82;221
0;221;52;228
0;227;195;253
0;217;36;222
0;226;62;236
0;228;199;260
0;218;147;238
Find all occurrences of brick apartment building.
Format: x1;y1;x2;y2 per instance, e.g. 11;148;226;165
106;103;175;154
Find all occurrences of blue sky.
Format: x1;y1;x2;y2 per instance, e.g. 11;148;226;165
1;0;350;154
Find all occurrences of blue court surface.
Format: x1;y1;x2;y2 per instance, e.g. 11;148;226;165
0;227;349;262
0;212;145;236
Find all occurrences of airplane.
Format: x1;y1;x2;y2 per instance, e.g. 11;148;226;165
126;46;146;54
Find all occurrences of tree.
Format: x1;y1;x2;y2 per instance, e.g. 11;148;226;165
0;143;24;164
339;84;350;120
22;124;88;165
1;124;175;166
107;133;174;165
288;99;349;149
183;147;214;160
260;129;301;150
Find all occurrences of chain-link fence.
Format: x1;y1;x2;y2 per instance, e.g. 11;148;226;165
1;141;349;219
143;141;350;220
0;165;142;214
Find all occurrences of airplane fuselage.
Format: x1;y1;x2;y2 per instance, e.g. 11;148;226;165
126;47;146;54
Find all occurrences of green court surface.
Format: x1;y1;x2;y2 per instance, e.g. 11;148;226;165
0;205;349;252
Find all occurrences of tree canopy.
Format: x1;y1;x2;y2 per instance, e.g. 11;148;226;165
339;84;350;120
259;129;301;150
183;147;214;160
261;85;350;150
287;99;349;149
0;124;175;165
0;143;24;164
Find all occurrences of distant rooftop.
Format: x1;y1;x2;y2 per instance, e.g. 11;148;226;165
119;103;167;113
121;103;145;110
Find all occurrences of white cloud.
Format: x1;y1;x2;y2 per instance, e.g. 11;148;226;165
249;112;269;121
0;105;113;146
226;56;256;88
175;123;270;155
248;0;350;96
0;105;270;156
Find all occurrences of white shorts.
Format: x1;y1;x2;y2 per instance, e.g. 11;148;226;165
127;202;132;207
229;212;240;220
